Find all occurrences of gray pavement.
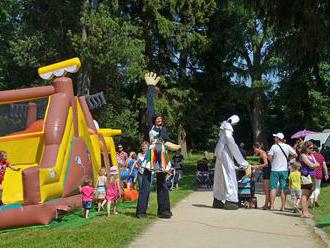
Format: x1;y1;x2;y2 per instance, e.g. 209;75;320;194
129;189;325;248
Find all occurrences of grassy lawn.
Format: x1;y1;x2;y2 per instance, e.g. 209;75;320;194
311;183;330;234
0;153;202;248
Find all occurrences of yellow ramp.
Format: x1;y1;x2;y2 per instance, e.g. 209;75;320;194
1;136;44;204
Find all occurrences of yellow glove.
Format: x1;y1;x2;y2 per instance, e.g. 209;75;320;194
145;72;160;86
164;142;181;151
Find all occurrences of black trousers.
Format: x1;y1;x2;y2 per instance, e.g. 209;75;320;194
136;170;171;215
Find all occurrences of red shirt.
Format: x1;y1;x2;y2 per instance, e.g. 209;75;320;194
80;186;94;202
312;152;325;179
0;161;11;183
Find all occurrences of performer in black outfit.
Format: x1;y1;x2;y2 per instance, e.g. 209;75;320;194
136;72;180;219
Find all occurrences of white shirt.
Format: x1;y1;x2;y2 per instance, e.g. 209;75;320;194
137;152;146;174
268;143;297;171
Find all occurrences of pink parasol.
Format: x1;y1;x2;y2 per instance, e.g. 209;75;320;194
291;129;318;139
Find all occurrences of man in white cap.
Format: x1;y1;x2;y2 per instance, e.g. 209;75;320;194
213;115;251;210
268;133;297;211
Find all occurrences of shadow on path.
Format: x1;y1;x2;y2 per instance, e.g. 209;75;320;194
191;204;213;209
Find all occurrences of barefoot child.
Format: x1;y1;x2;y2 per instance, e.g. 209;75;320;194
0;151;20;206
95;168;107;212
288;162;302;213
79;178;94;218
106;166;121;217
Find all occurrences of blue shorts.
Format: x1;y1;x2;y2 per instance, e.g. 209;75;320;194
270;171;288;190
82;201;92;209
128;174;136;183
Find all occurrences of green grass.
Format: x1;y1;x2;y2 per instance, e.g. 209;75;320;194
311;183;330;234
0;153;202;248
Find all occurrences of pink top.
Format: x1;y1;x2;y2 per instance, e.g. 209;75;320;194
312;152;325;179
116;151;128;167
80;186;94;202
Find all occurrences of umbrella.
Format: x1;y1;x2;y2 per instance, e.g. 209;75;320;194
291;129;318;139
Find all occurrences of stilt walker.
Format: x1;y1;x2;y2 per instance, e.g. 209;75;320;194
136;72;180;219
213;115;251;210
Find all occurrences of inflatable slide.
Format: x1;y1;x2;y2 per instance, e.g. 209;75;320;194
0;58;121;230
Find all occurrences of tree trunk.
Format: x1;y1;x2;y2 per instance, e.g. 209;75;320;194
176;51;188;157
77;60;91;96
249;89;267;147
77;0;98;96
143;7;153;70
248;39;267;147
178;123;188;158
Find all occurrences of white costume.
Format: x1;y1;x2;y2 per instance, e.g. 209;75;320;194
213;115;249;203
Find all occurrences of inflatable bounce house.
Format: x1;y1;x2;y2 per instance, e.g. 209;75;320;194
0;58;122;230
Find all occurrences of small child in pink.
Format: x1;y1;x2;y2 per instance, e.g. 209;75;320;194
106;166;121;217
0;151;20;206
79;178;94;218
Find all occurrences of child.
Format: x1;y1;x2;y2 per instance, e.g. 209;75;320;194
106;166;121;217
95;167;107;212
172;150;184;189
0;151;20;206
79;178;94;218
288;162;302;213
127;152;138;189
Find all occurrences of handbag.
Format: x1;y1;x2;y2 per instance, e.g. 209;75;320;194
301;174;312;185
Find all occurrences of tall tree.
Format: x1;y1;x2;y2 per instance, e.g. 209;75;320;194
224;3;278;146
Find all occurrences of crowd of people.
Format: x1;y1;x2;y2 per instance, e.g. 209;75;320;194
78;143;184;219
1;70;328;223
252;133;329;218
116;143;185;191
79;165;121;218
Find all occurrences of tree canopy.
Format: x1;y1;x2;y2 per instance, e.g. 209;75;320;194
0;0;329;152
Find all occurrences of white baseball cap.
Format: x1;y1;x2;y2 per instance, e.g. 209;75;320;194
273;133;284;140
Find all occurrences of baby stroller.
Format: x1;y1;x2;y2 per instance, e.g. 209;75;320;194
166;168;176;190
195;159;212;188
237;169;257;208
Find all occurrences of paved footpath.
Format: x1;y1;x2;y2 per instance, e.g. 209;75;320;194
129;189;325;248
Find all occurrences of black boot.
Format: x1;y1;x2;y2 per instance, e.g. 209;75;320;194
213;198;224;209
136;213;148;219
158;212;172;218
224;201;239;210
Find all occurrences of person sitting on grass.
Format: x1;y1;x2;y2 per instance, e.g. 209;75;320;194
79;178;95;219
0;151;20;206
288;162;302;213
106;166;122;217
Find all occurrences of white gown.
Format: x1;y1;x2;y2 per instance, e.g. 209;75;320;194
213;120;249;203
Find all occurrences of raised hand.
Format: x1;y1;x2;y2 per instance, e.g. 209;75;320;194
145;72;160;86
